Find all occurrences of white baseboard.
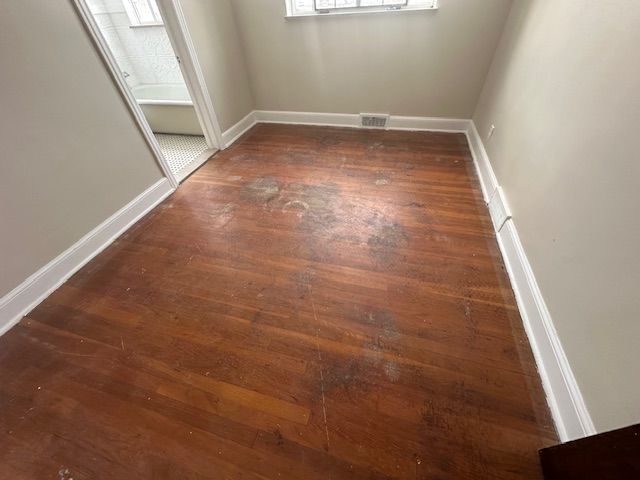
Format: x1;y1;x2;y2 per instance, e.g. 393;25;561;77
221;111;257;149
496;220;596;441
254;110;470;133
466;120;595;442
0;178;174;336
488;186;511;232
254;110;360;128
465;121;498;202
387;115;470;133
220;110;471;148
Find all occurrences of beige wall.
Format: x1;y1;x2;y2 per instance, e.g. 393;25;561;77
179;0;255;131
0;0;164;297
230;0;512;118
474;0;640;432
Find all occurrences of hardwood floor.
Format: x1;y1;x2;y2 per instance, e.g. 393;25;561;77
0;124;557;479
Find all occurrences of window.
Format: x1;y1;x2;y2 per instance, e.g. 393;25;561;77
286;0;437;17
122;0;163;26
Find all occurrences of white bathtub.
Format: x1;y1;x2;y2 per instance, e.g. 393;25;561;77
131;84;203;136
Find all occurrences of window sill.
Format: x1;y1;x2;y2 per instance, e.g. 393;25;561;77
129;22;164;28
285;2;438;19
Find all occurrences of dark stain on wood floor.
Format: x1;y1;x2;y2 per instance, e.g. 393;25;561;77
0;124;557;479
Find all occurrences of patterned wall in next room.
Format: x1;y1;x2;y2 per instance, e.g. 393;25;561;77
87;0;185;87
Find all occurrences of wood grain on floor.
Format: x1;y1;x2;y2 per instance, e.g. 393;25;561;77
0;124;557;479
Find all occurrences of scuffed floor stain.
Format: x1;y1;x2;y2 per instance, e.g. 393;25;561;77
287;182;340;212
397;162;415;172
322;358;370;397
286;152;317;165
273;428;285;446
243;177;281;205
242;176;411;270
362;338;385;367
367;221;410;268
374;171;392;186
367;224;407;249
357;306;403;383
421;399;452;431
368;141;384;151
209;203;235;228
211;203;234;215
275;182;342;233
383;360;401;382
462;298;479;347
282;199;310;218
293;267;316;296
228;153;258;165
359;307;400;340
58;467;74;480
318;135;340;147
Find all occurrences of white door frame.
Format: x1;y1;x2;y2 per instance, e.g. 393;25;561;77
72;0;224;188
157;0;224;151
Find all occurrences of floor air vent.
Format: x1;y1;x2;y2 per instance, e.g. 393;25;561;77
360;113;390;129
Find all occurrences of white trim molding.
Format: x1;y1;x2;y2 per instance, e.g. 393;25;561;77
255;110;361;128
221;110;471;148
285;0;438;18
465;121;498;202
74;0;226;186
0;178;174;336
387;115;469;133
255;110;469;132
222;111;258;148
466;120;595;442
158;0;224;150
488;186;511;232
496;220;596;441
73;0;179;189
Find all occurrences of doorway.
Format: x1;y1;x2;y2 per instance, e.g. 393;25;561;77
75;0;223;184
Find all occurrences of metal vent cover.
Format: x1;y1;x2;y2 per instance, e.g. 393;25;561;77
360;113;390;129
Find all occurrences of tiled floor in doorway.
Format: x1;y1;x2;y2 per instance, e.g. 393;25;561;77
155;133;208;180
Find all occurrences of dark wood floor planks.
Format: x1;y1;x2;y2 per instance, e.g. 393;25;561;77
0;124;557;479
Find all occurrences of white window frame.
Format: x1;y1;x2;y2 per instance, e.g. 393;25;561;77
285;0;438;18
122;0;164;27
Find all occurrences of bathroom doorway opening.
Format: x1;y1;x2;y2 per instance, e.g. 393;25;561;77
75;0;223;184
